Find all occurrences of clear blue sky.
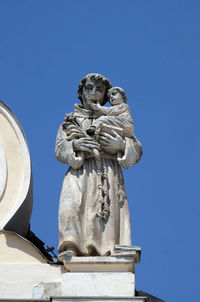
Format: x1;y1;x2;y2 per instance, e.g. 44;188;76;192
0;1;200;301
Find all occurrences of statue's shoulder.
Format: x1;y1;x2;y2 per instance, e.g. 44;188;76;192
63;103;81;122
64;112;75;123
56;112;74;138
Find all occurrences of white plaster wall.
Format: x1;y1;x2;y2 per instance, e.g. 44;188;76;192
0;231;47;264
0;263;62;299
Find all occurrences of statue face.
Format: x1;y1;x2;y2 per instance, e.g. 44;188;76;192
108;89;124;106
82;77;106;109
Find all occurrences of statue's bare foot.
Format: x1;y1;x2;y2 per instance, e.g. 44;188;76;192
63;248;77;257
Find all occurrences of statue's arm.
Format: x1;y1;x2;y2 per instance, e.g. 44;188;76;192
107;103;129;116
55;125;84;169
90;104;127;116
117;135;142;169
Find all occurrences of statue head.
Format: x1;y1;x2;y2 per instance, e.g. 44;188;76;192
78;73;112;108
107;87;127;106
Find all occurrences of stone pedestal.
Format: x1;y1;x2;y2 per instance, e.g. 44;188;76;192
58;246;143;299
60;256;135;297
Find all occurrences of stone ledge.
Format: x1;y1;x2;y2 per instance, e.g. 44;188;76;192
52;297;147;302
59;246;141;268
111;246;141;263
0;297;147;302
60;256;135;273
59;246;141;273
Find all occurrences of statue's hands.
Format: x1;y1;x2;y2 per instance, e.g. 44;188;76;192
89;103;103;115
99;130;125;154
73;137;100;153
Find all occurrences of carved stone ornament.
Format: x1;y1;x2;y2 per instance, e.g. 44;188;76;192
0;100;33;237
55;73;142;257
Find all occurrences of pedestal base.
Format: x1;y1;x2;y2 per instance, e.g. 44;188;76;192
59;246;141;298
62;272;134;296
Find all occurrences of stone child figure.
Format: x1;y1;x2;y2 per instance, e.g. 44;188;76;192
87;87;134;139
55;73;142;257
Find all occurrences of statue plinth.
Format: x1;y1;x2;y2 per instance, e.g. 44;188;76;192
59;246;141;271
60;256;135;273
58;247;141;298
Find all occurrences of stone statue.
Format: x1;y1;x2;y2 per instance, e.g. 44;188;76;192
55;73;142;257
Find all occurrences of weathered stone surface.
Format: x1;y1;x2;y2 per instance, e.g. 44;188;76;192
55;74;142;257
0;263;62;299
59;255;137;272
32;282;61;298
59;255;137;296
61;272;134;297
111;245;141;263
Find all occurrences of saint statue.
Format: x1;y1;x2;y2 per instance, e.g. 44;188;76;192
55;73;142;257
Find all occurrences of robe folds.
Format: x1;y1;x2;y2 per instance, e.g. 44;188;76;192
55;104;142;256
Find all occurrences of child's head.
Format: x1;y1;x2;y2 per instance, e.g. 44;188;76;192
107;87;127;106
